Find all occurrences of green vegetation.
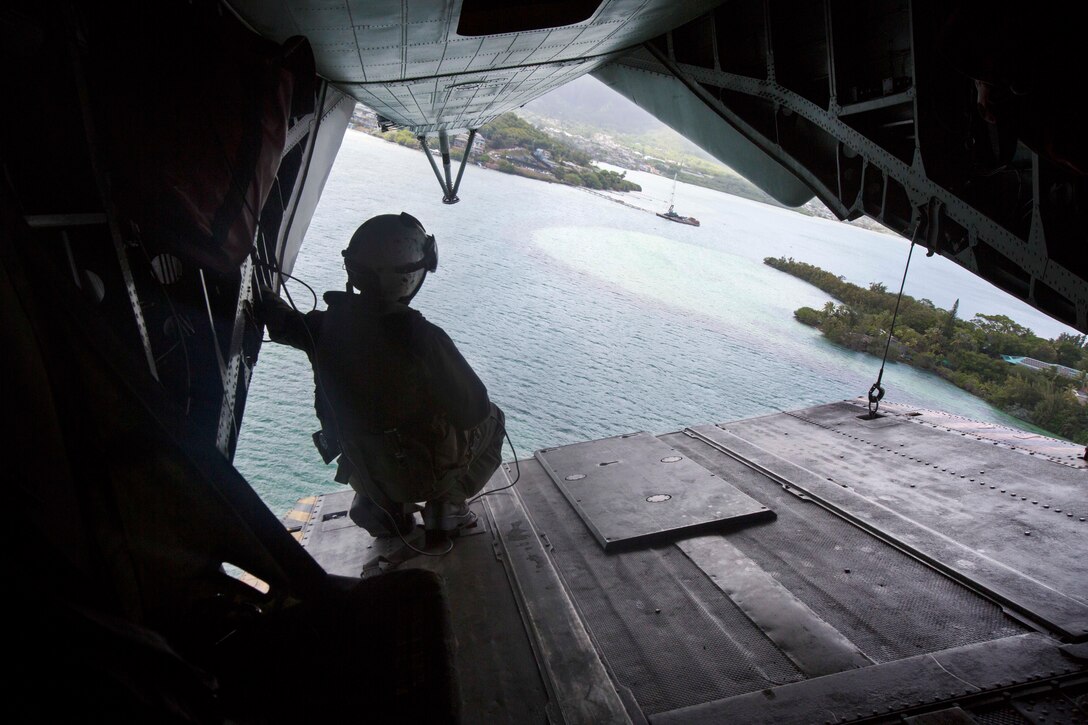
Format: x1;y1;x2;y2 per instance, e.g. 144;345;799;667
376;128;420;149
480;113;640;191
765;256;1088;444
369;114;641;192
516;108;783;205
481;113;590;165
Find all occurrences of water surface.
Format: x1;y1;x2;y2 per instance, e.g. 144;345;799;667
236;131;1071;516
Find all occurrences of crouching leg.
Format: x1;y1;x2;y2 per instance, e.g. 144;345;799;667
423;404;507;542
348;479;418;539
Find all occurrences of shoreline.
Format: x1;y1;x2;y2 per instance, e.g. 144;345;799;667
765;256;1088;444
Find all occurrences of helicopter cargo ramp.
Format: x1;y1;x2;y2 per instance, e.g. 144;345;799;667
288;400;1088;724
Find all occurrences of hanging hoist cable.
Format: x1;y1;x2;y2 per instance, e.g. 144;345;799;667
867;220;923;417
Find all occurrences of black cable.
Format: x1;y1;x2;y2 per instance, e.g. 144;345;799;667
134;241;193;414
867;222;922;415
154;339;182;363
254;260;318;311
467;430;521;503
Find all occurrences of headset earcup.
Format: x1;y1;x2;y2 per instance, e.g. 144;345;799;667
425;235;438;272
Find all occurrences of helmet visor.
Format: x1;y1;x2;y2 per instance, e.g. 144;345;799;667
390;234;437;273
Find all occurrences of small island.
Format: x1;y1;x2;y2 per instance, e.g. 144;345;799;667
361;112;641;193
765;256;1088;444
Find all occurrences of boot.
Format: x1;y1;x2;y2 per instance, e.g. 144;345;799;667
350;493;417;538
423;501;477;547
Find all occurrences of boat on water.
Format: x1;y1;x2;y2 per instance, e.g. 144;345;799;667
7;2;1087;723
656;204;701;226
657;172;700;225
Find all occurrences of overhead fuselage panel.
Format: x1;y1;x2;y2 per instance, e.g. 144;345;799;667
227;0;721;135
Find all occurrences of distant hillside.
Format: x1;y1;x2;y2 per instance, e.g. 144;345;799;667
521;75;725;166
522;74;893;233
520;74;664;135
357;111;641;193
519;75;784;206
356;78;890;232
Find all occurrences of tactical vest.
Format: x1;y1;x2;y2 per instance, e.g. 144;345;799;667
315;292;467;502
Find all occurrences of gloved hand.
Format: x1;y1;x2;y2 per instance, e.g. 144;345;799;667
252;282;280;323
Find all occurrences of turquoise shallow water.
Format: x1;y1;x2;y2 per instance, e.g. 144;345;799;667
234;131;1073;517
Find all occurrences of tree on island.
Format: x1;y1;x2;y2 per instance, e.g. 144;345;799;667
765;256;1088;444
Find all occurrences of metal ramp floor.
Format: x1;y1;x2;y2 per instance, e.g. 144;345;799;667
287;400;1088;724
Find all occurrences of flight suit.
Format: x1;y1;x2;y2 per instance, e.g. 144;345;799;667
259;288;505;520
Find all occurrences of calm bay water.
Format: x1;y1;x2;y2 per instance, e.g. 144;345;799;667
235;131;1074;516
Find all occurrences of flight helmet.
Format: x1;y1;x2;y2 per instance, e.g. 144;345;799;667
342;212;437;303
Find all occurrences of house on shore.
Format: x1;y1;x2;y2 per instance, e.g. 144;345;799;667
451;133;487;154
1002;355;1084;380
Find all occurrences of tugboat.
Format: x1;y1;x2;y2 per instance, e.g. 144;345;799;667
656;172;700;226
656;204;701;226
